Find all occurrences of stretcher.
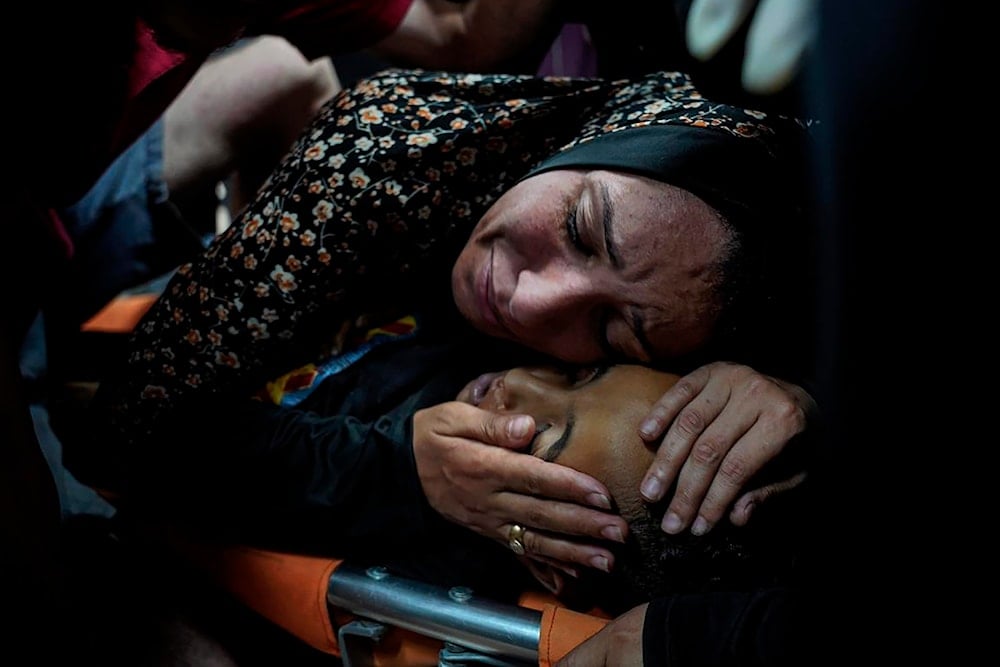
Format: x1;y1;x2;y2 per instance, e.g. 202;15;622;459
77;294;612;666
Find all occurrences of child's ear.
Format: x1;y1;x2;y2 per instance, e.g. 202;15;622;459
522;559;565;595
520;558;580;596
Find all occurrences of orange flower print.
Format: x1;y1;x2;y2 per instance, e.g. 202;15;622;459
359;105;384;124
303;141;327;161
279;212;300;232
457;147;477;165
271;266;298;292
242;215;262;239
141;385;168;400
406;132;437;147
185;329;202;345
215;351;241;368
312;200;334;222
246;318;270;340
349;168;370;188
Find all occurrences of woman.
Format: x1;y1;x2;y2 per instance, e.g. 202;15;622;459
95;67;816;577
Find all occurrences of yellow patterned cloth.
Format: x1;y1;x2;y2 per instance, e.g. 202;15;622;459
257;315;417;406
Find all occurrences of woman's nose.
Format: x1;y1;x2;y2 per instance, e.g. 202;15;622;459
510;268;597;329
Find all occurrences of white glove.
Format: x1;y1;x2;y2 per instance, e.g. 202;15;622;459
685;0;818;94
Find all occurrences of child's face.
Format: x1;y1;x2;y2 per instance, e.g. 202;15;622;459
456;364;680;510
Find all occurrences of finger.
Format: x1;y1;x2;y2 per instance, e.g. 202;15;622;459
524;553;581;581
689;396;810;532
429;401;537;450
729;471;807;526
504;524;615;574
672;420;784;535
685;0;758;61
742;0;818;94
639;370;727;504
501;454;617;512
638;365;711;443
499;489;628;542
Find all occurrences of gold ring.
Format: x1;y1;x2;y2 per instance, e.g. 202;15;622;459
508;524;527;556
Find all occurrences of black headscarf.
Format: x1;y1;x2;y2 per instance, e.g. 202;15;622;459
525;71;817;375
526;70;813;238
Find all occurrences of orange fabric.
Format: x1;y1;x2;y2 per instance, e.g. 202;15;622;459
174;540;343;656
81;293;159;333
537;605;611;667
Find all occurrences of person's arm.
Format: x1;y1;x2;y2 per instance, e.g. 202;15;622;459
637;361;817;536
557;587;802;666
137;393;439;550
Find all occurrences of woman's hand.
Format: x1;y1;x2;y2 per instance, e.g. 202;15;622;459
637;361;817;535
413;401;628;573
555;603;647;666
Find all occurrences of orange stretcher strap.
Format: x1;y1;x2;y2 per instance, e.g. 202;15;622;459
80;293;158;333
537;605;610;666
170;539;343;656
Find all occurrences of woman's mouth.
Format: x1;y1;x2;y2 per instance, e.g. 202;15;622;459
477;247;512;335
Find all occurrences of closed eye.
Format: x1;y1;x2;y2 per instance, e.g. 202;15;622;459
565;205;592;256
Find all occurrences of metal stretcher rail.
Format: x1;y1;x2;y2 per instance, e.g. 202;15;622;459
329;562;541;666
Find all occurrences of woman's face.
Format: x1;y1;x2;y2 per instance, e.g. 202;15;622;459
456;364;681;509
451;169;732;364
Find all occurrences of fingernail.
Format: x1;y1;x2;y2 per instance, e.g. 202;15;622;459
590;555;611;573
640;476;662;501
601;525;625;543
508;416;532;439
691;516;711;536
586;493;612;510
638;419;658;439
661;512;683;534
